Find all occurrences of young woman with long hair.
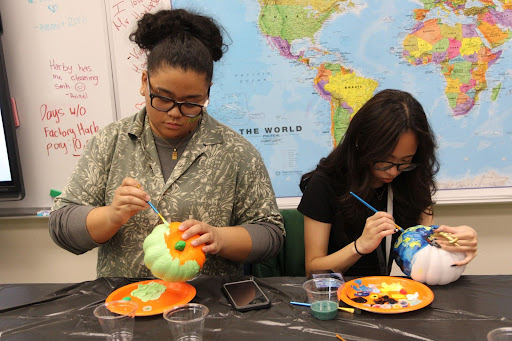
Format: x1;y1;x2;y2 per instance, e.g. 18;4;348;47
298;89;477;277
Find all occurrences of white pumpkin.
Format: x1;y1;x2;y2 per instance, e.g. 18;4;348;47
408;243;465;285
394;225;466;285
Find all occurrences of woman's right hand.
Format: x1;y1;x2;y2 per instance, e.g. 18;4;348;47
86;177;150;243
106;177;150;228
355;212;397;255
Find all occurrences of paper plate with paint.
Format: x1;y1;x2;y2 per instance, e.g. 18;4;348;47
106;279;196;316
337;276;434;314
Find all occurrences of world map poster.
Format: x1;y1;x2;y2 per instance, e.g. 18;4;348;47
172;0;512;202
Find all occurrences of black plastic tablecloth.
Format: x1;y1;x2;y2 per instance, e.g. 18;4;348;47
0;275;511;340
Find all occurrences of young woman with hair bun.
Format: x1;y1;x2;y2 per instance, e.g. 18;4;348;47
50;9;284;278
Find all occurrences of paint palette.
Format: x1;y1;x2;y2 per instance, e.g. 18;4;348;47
106;279;196;316
337;276;434;314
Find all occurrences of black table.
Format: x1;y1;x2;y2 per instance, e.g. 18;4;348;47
0;275;511;340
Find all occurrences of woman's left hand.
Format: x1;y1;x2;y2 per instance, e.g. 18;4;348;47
178;219;224;255
433;225;478;266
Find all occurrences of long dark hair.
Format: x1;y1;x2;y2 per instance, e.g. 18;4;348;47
130;9;229;82
300;89;439;230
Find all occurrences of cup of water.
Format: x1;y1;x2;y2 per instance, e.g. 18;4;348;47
303;278;344;320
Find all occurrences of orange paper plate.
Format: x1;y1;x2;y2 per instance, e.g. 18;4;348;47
106;279;196;316
337;276;434;314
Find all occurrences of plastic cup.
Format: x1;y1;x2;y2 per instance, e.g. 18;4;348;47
303;278;343;320
163;303;209;341
488;327;512;341
93;300;137;341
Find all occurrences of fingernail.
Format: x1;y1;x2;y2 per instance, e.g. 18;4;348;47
191;240;197;246
178;225;185;231
145;195;150;201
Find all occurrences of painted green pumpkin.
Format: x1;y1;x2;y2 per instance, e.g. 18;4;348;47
144;222;206;283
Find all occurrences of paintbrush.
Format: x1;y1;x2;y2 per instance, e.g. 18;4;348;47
137;183;170;226
349;191;404;232
147;201;170;226
289;301;359;314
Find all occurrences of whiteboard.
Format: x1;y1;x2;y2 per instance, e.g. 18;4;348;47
0;0;168;213
106;0;171;119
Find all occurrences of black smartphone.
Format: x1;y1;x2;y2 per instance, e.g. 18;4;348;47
223;279;271;312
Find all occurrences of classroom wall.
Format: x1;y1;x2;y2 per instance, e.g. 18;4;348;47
0;202;510;284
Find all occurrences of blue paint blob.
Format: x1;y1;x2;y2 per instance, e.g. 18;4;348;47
393;225;435;276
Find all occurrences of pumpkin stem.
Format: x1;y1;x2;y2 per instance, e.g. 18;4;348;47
428;232;460;247
426;235;441;248
174;240;186;251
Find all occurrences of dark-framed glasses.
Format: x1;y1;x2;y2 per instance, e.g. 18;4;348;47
147;72;208;118
373;161;417;172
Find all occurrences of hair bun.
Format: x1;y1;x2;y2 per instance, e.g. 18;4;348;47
130;9;225;61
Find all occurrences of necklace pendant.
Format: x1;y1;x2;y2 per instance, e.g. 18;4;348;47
375;185;386;200
172;150;178;160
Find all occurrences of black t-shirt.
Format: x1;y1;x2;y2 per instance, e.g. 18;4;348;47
298;172;398;276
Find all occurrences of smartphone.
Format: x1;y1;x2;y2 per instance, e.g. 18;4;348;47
223;279;271;312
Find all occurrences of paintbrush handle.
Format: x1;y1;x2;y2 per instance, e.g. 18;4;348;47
349;191;378;213
147;201;159;214
289;301;310;307
349;191;404;232
290;301;355;313
147;201;170;226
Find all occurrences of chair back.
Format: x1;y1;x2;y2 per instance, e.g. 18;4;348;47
251;209;305;277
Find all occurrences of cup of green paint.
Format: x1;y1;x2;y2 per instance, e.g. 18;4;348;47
303;278;343;320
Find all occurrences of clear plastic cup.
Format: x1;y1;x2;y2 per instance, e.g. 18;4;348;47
488;327;512;341
163;303;209;341
93;300;137;341
303;278;344;320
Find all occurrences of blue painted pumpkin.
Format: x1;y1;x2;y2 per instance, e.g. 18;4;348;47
394;225;466;285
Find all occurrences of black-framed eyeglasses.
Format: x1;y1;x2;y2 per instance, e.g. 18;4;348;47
147;72;208;118
373;161;417;172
